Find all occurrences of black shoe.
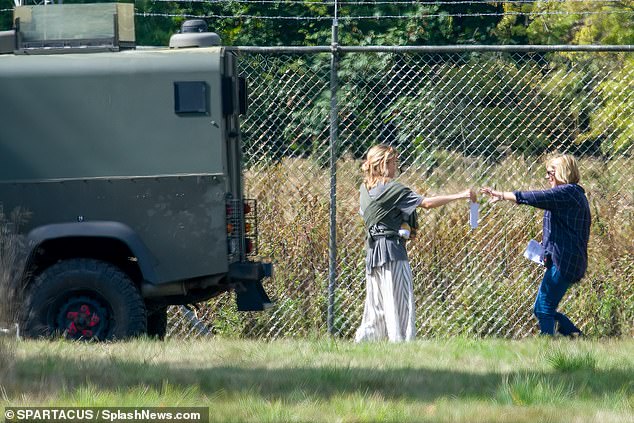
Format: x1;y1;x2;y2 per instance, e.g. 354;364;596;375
555;321;584;338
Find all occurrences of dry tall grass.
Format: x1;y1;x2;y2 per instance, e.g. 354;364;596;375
183;155;633;339
0;208;29;382
245;155;632;338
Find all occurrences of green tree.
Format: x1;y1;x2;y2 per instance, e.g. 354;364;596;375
578;55;634;155
131;0;506;47
1;1;13;31
495;0;634;46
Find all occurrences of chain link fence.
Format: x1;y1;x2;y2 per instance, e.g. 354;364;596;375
168;46;633;339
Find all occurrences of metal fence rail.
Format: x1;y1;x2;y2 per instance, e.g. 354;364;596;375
168;45;634;339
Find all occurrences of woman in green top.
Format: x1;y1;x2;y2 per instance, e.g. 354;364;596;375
356;144;475;342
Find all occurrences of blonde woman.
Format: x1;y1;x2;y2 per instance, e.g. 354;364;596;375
481;155;590;337
356;144;475;342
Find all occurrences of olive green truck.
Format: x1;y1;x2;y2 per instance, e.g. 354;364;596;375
0;3;272;340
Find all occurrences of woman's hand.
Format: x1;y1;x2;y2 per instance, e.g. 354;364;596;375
468;188;477;203
480;187;503;203
461;189;477;202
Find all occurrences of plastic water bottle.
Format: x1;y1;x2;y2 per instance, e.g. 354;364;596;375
398;223;411;239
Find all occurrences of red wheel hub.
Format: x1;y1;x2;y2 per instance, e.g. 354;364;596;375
65;304;101;337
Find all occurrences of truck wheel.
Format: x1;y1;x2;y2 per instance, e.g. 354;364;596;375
22;259;147;340
146;305;168;340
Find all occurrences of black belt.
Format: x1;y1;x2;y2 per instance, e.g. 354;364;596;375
368;226;399;240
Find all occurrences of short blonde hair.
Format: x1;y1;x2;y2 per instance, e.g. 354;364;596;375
362;144;398;189
548;154;581;184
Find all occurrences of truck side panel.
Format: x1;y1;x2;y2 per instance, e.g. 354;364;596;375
0;47;238;284
1;175;229;283
0;48;227;180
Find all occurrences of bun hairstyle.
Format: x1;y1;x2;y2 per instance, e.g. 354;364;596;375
548;154;581;185
363;144;398;189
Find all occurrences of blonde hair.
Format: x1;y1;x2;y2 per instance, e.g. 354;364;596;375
362;144;398;189
548;154;581;184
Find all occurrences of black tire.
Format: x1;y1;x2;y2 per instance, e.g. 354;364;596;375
22;259;147;341
146;305;168;340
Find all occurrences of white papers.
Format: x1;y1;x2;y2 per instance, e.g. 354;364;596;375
523;239;544;265
469;202;479;229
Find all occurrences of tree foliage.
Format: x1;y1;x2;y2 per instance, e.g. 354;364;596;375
1;0;631;47
0;0;631;156
495;0;634;45
0;0;504;46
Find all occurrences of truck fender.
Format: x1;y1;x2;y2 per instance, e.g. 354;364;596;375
26;221;159;283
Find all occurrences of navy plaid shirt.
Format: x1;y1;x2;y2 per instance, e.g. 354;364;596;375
514;184;591;283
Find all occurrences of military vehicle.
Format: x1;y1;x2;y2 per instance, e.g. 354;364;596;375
0;3;272;340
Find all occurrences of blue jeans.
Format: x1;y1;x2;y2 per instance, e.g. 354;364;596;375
533;264;582;336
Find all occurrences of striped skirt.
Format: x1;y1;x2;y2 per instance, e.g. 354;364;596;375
355;259;416;342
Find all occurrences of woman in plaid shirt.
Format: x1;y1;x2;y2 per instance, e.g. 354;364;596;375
481;155;590;337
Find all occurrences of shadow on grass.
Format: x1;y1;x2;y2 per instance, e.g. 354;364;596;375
7;354;633;402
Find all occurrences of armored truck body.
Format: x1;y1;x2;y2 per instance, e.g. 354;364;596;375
0;4;271;340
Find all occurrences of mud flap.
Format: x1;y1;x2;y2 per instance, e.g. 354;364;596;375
236;281;274;311
230;261;274;311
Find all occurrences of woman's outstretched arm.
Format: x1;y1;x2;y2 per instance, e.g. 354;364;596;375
420;189;476;209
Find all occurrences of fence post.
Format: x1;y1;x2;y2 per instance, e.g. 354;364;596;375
327;16;339;336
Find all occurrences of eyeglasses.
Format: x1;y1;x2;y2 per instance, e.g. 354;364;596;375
545;170;556;178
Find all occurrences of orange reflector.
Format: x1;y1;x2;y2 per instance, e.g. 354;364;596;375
245;223;252;232
227;223;234;233
243;202;252;214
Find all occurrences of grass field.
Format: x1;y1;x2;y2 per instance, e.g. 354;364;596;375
1;337;633;422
